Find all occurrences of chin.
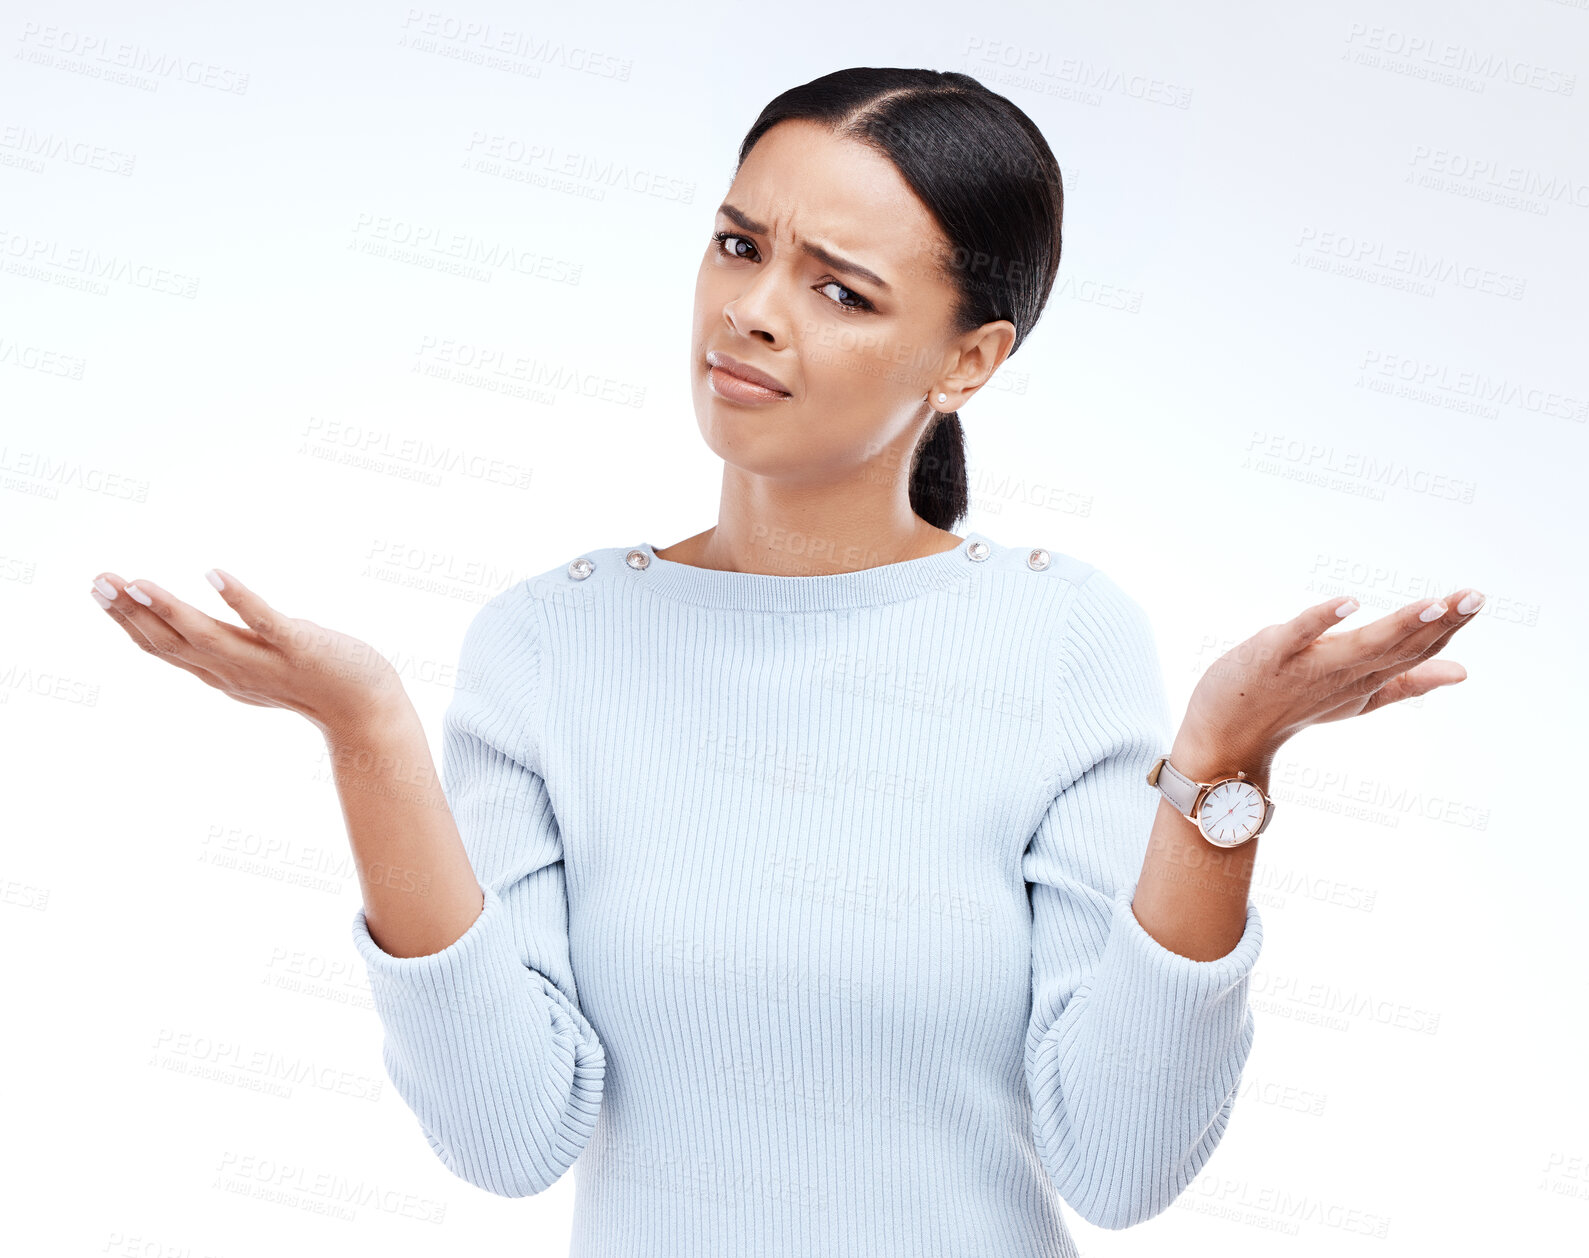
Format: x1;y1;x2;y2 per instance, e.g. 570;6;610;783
696;413;803;471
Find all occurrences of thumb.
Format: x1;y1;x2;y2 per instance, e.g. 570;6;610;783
1364;659;1468;713
204;568;288;644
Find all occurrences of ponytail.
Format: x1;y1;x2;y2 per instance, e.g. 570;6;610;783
908;410;968;533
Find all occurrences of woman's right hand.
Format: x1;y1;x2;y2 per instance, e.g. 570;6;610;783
1173;586;1481;774
90;568;408;742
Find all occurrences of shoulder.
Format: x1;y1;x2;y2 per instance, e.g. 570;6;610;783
972;533;1096;587
971;532;1125;620
459;539;657;664
450;539;634;694
1016;548;1168;773
978;534;1145;616
1062;566;1156;640
451;580;543;706
1039;557;1164;729
515;541;645;608
969;533;1157;663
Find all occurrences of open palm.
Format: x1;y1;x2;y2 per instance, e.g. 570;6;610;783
1179;586;1483;767
89;568;405;740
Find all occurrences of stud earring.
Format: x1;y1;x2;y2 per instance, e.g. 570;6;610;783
936;392;947;405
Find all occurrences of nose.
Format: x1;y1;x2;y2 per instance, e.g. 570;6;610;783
722;264;789;346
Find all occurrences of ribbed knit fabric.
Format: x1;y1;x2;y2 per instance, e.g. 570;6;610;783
349;530;1263;1256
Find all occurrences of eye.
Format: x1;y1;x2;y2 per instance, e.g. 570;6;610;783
816;279;872;312
710;230;875;314
711;230;758;262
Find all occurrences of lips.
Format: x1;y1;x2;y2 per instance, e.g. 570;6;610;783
705;350;790;396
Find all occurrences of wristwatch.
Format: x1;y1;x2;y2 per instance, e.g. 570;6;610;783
1146;755;1275;848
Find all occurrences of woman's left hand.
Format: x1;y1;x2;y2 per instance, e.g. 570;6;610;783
1175;587;1485;771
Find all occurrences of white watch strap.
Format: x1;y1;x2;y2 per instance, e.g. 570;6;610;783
1148;755;1277;840
1149;756;1201;817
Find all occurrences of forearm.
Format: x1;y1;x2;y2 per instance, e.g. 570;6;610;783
325;698;484;958
1130;732;1267;962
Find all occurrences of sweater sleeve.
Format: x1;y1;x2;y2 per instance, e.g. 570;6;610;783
349;584;605;1198
1022;568;1263;1230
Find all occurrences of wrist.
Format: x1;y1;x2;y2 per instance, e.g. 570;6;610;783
320;688;420;751
1168;729;1272;791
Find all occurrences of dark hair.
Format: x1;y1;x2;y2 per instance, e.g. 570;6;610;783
735;68;1066;533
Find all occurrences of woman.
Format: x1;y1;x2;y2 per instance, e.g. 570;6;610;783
88;68;1480;1256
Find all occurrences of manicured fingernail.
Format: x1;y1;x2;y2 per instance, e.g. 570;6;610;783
1456;590;1484;615
92;576;117;600
90;588;112;609
1335;598;1359;617
1419;601;1447;622
125;582;153;606
205;569;226;591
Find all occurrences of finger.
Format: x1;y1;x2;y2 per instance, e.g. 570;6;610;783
92;573;193;663
1317;655;1469;718
1278;593;1367;656
91;579;273;704
132;574;271;659
109;574;274;673
92;574;160;654
1333;587;1482;672
1363;586;1486;675
1379;606;1473;676
1415;587;1486;652
1354;658;1469;716
203;567;292;646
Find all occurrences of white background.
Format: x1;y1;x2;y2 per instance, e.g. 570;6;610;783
2;1;1584;1254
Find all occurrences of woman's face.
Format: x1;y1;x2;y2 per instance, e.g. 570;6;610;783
691;119;1010;494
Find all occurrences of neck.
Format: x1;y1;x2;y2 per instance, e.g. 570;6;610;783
660;505;961;578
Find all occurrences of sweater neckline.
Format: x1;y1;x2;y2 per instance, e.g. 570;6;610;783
629;531;995;612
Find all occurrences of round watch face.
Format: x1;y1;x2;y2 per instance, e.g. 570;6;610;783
1196;778;1266;847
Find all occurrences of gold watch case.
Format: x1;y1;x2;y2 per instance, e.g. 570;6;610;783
1147;755;1274;848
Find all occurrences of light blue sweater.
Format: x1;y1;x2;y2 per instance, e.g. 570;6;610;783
350;530;1263;1256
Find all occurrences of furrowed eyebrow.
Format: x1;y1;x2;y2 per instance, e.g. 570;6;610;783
717;202;892;293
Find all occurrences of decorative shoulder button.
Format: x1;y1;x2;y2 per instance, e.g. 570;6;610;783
966;540;990;562
625;548;650;571
1026;548;1051;571
567;557;593;580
